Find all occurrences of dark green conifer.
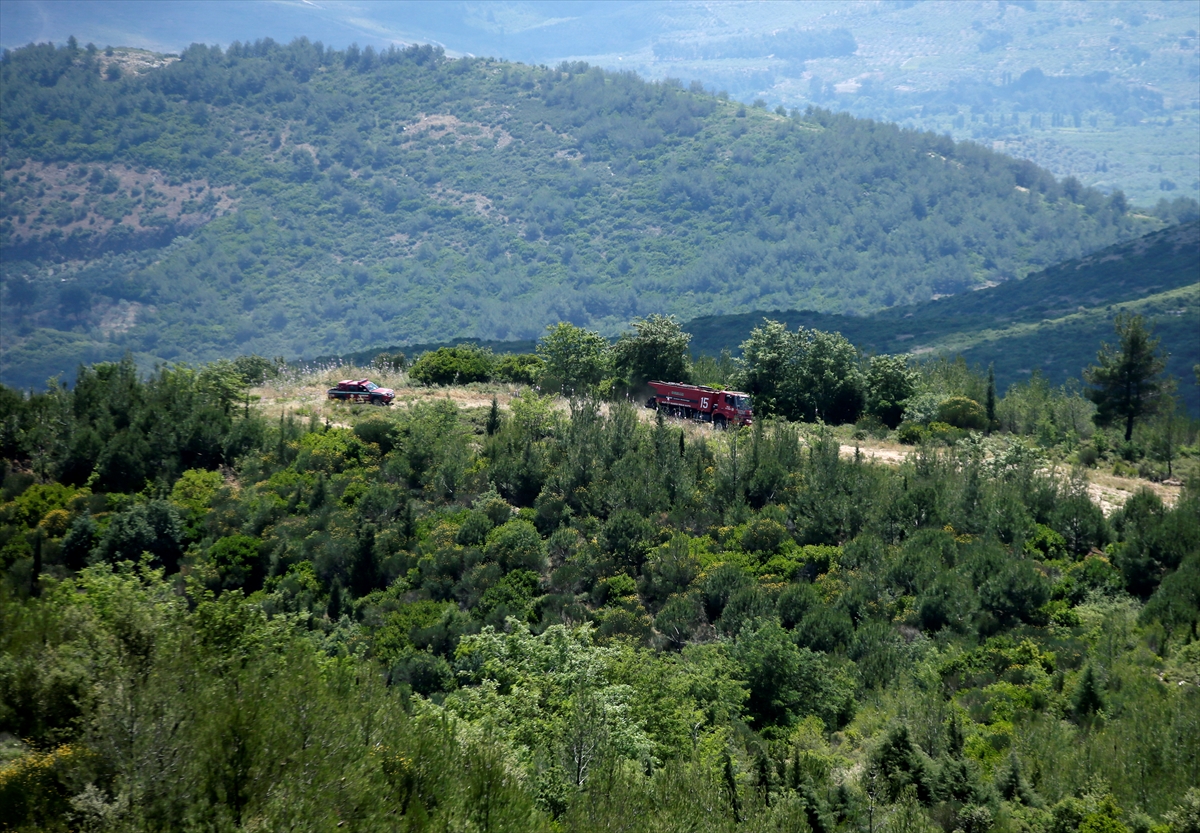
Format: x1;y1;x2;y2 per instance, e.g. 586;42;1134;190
755;750;773;806
1073;664;1106;721
986;364;997;432
326;581;344;620
486;395;501;436
996;752;1042;807
722;752;742;823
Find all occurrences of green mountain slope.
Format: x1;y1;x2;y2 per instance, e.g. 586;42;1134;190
5;2;1197;206
687;221;1200;413
0;39;1161;389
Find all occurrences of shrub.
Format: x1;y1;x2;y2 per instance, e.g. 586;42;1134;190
897;422;926;445
485;519;546;573
937;396;987;430
1077;444;1100;467
928;422;968;445
493;353;543;385
741;518;789;555
854;413;890;439
232;354;286;384
409;345;494;385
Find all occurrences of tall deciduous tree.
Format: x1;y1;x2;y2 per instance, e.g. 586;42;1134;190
867;354;918;428
737;320;865;423
536;323;610;395
1084;313;1168;442
737;319;797;418
611;314;692;388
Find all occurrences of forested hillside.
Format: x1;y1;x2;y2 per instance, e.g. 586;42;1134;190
2;354;1199;832
0;38;1162;387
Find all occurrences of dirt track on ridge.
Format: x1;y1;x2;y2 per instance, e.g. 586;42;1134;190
251;368;1179;515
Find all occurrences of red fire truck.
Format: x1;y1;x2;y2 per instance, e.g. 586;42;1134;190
645;381;753;428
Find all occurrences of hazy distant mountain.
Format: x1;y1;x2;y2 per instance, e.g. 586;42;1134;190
3;0;1197;205
0;39;1162;387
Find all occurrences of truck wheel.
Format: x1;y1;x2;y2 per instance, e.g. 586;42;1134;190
714;416;727;430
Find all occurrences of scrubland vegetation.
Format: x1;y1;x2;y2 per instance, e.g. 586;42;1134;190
2;308;1198;832
1;24;1198;833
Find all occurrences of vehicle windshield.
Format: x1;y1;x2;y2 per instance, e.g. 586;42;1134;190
733;396;751;410
365;382;378;391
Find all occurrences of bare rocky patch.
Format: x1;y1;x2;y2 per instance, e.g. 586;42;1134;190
398;114;514;150
0;159;236;250
96;47;178;79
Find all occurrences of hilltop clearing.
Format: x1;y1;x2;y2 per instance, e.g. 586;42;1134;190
248;363;1187;516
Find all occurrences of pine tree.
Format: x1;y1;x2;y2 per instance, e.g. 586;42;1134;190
1073;664;1106;721
486;395;501;436
755;750;773;806
1084;313;1169;442
986;364;997;432
948;712;964;758
996;752;1041;807
722;752;742;823
326;581;344;621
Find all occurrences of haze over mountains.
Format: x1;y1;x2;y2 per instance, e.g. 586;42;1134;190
2;36;1187;389
3;0;1197;206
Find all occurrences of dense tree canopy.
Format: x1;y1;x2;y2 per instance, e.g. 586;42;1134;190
611;314;692;389
1;347;1197;831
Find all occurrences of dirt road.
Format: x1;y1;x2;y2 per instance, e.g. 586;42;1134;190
252;367;1179;515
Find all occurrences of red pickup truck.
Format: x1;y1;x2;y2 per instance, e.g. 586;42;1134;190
327;379;395;405
646;380;753;428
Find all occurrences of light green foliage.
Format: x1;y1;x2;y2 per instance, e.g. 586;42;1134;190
169;468;223;516
196;359;250;413
786;328;867;424
2;354;1199;830
867;355;918;429
536;323;611;395
293;427;376;474
737;321;865;423
0;482;81;529
737;320;798;419
612;314;692;387
508;389;559;442
493;353;544;386
409;344;495;386
486;519;547;573
449;623;654;772
734;621;855;733
998;372;1096;442
936;396;987;431
1166;788;1200;833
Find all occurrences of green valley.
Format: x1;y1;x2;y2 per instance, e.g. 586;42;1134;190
0;39;1179;389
